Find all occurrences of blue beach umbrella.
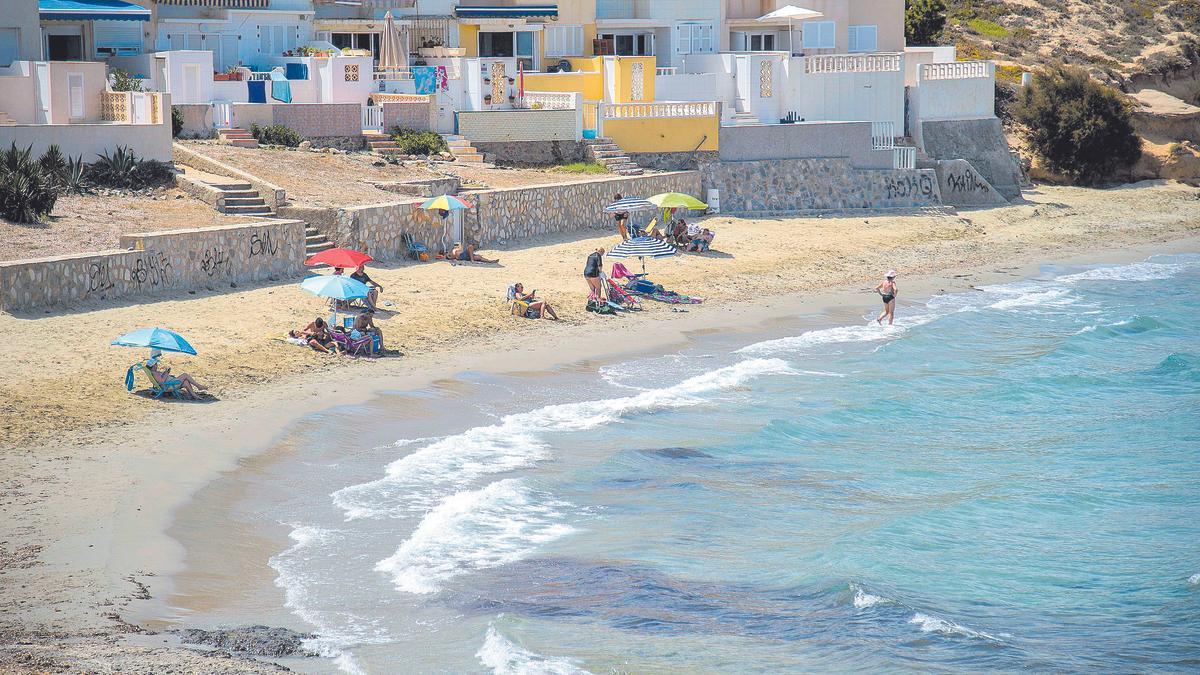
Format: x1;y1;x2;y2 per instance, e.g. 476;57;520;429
300;274;370;301
111;327;197;355
608;236;677;274
604;196;656;213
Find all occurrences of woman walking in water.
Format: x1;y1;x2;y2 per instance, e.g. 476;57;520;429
875;270;898;325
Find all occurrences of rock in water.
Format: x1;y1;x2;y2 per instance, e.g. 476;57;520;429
178;626;317;657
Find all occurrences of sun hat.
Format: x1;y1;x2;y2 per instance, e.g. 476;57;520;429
886;269;897;278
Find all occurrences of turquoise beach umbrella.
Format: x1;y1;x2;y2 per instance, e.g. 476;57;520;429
111;327;197;355
300;274;370;301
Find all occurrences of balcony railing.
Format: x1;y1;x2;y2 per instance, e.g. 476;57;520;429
519;91;578;110
920;61;992;80
605;101;717;119
372;93;432;104
803;53;902;74
871;121;895;150
656;67;678;76
893;146;916;170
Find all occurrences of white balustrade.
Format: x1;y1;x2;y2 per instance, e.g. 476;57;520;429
871;121;895;150
375;64;462;81
212;101;233;129
803;53;902;74
920;61;991;80
603;101;717;120
655;67;678;76
520;90;577;110
893;146;916;170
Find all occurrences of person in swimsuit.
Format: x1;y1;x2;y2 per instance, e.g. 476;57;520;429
584;247;605;300
449;242;499;264
612;193;629;241
350;264;383;310
875;270;898;325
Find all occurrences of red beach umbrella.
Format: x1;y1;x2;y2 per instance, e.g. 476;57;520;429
305;247;373;268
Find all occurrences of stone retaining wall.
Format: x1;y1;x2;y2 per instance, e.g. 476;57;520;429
628;151;720;171
332;172;701;259
0;220;306;311
173;143;288;209
472;140;587;165
934;159;1009;207
382;100;437;132
700;159;942;213
920;118;1022;200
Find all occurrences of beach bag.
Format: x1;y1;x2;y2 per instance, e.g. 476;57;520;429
586;299;615;315
629;279;660;294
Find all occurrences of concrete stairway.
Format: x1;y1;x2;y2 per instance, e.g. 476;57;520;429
441;134;485;163
0;111;15;126
363;131;405;156
217;127;259;148
583;137;644;176
725;110;760;126
305;225;335;258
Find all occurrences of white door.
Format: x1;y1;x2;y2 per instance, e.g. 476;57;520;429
602;57;617;102
130;92;150;124
734;55;751;113
68;73;84;120
34;61;51;123
182;63;201;104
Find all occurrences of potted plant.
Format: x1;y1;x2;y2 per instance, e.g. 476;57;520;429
483;94;493;105
214;65;243;81
418;36;446;58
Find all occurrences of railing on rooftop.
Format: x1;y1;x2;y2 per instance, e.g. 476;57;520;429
656;67;678;76
604;101;717;119
920;61;992;80
372;93;432;104
803;53;902;74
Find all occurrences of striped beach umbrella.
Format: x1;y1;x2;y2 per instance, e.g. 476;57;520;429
420;194;472;211
604;196;656;213
608;236;677;274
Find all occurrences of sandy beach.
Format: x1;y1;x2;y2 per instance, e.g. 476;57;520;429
1;180;1198;671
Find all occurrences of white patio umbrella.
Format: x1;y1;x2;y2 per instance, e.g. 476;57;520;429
377;11;408;77
756;5;824;55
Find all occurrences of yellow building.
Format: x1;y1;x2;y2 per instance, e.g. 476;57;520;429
455;1;597;68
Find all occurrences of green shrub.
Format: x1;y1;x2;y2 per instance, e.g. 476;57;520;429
109;68;143;92
906;0;948;45
171;105;183;137
38;144;67;185
966;18;1009;38
390;127;447;155
1015;66;1143;185
87;146;174;190
250;123;303;147
0;144;60;223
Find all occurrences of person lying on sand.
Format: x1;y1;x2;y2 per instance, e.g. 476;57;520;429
511;282;559;320
146;351;208;399
290;317;340;354
450;242;499;264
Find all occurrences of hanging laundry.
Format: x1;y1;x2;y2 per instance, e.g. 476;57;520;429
412;66;437;95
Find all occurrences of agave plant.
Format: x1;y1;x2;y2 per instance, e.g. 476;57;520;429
0;143;60;223
88;146;139;188
64;155;89;194
38;144;67;185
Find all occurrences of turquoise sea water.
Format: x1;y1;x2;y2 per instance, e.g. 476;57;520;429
265;254;1200;673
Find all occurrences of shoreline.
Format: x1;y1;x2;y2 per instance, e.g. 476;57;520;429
2;181;1199;670
158;237;1200;672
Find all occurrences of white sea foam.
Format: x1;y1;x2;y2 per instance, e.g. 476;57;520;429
1057;261;1185;284
1188;573;1200;585
850;584;887;609
332;358;791;519
477;624;587;675
909;612;1001;642
737;322;917;356
374;479;575;594
985;286;1075;311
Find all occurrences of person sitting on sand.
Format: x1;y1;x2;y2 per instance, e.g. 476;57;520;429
350;264;383;310
671;219;691;247
352;309;384;352
510;282;559;320
642;219;665;240
146;349;208;399
450;242;499;264
875;270;898;326
686;228;715;252
290;317;339;354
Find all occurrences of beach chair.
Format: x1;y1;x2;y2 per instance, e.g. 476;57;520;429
126;362;184;399
331;329;375;356
602;273;640;310
403;232;429;261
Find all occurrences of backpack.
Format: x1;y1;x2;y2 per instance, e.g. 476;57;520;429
586;299;616;315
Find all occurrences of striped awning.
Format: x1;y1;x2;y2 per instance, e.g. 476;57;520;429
455;4;557;19
39;0;150;21
155;0;270;7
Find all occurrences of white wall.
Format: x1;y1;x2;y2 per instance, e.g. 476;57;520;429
161;51;214;104
912;70;995;122
903;46;956;86
654;72;720;102
782;57;905;129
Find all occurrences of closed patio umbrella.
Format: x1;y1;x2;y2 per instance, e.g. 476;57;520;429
377;11;408;78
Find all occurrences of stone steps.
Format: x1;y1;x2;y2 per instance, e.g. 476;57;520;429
583;137;643;175
217;127;259;149
305;226;335;258
0;111;15;126
222;204;274;215
441;134;485;163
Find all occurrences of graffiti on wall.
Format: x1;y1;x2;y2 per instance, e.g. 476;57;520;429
249;231;279;257
131;252;172;287
87;260;115;295
201;246;230;277
944;168;990;194
885;173;936;201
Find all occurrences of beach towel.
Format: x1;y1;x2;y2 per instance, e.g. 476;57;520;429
285;62;309;80
247;79;266;103
412;66;437;95
271;79;292;103
436;66;449;91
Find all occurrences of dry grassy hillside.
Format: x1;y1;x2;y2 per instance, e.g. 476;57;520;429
945;0;1199;97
